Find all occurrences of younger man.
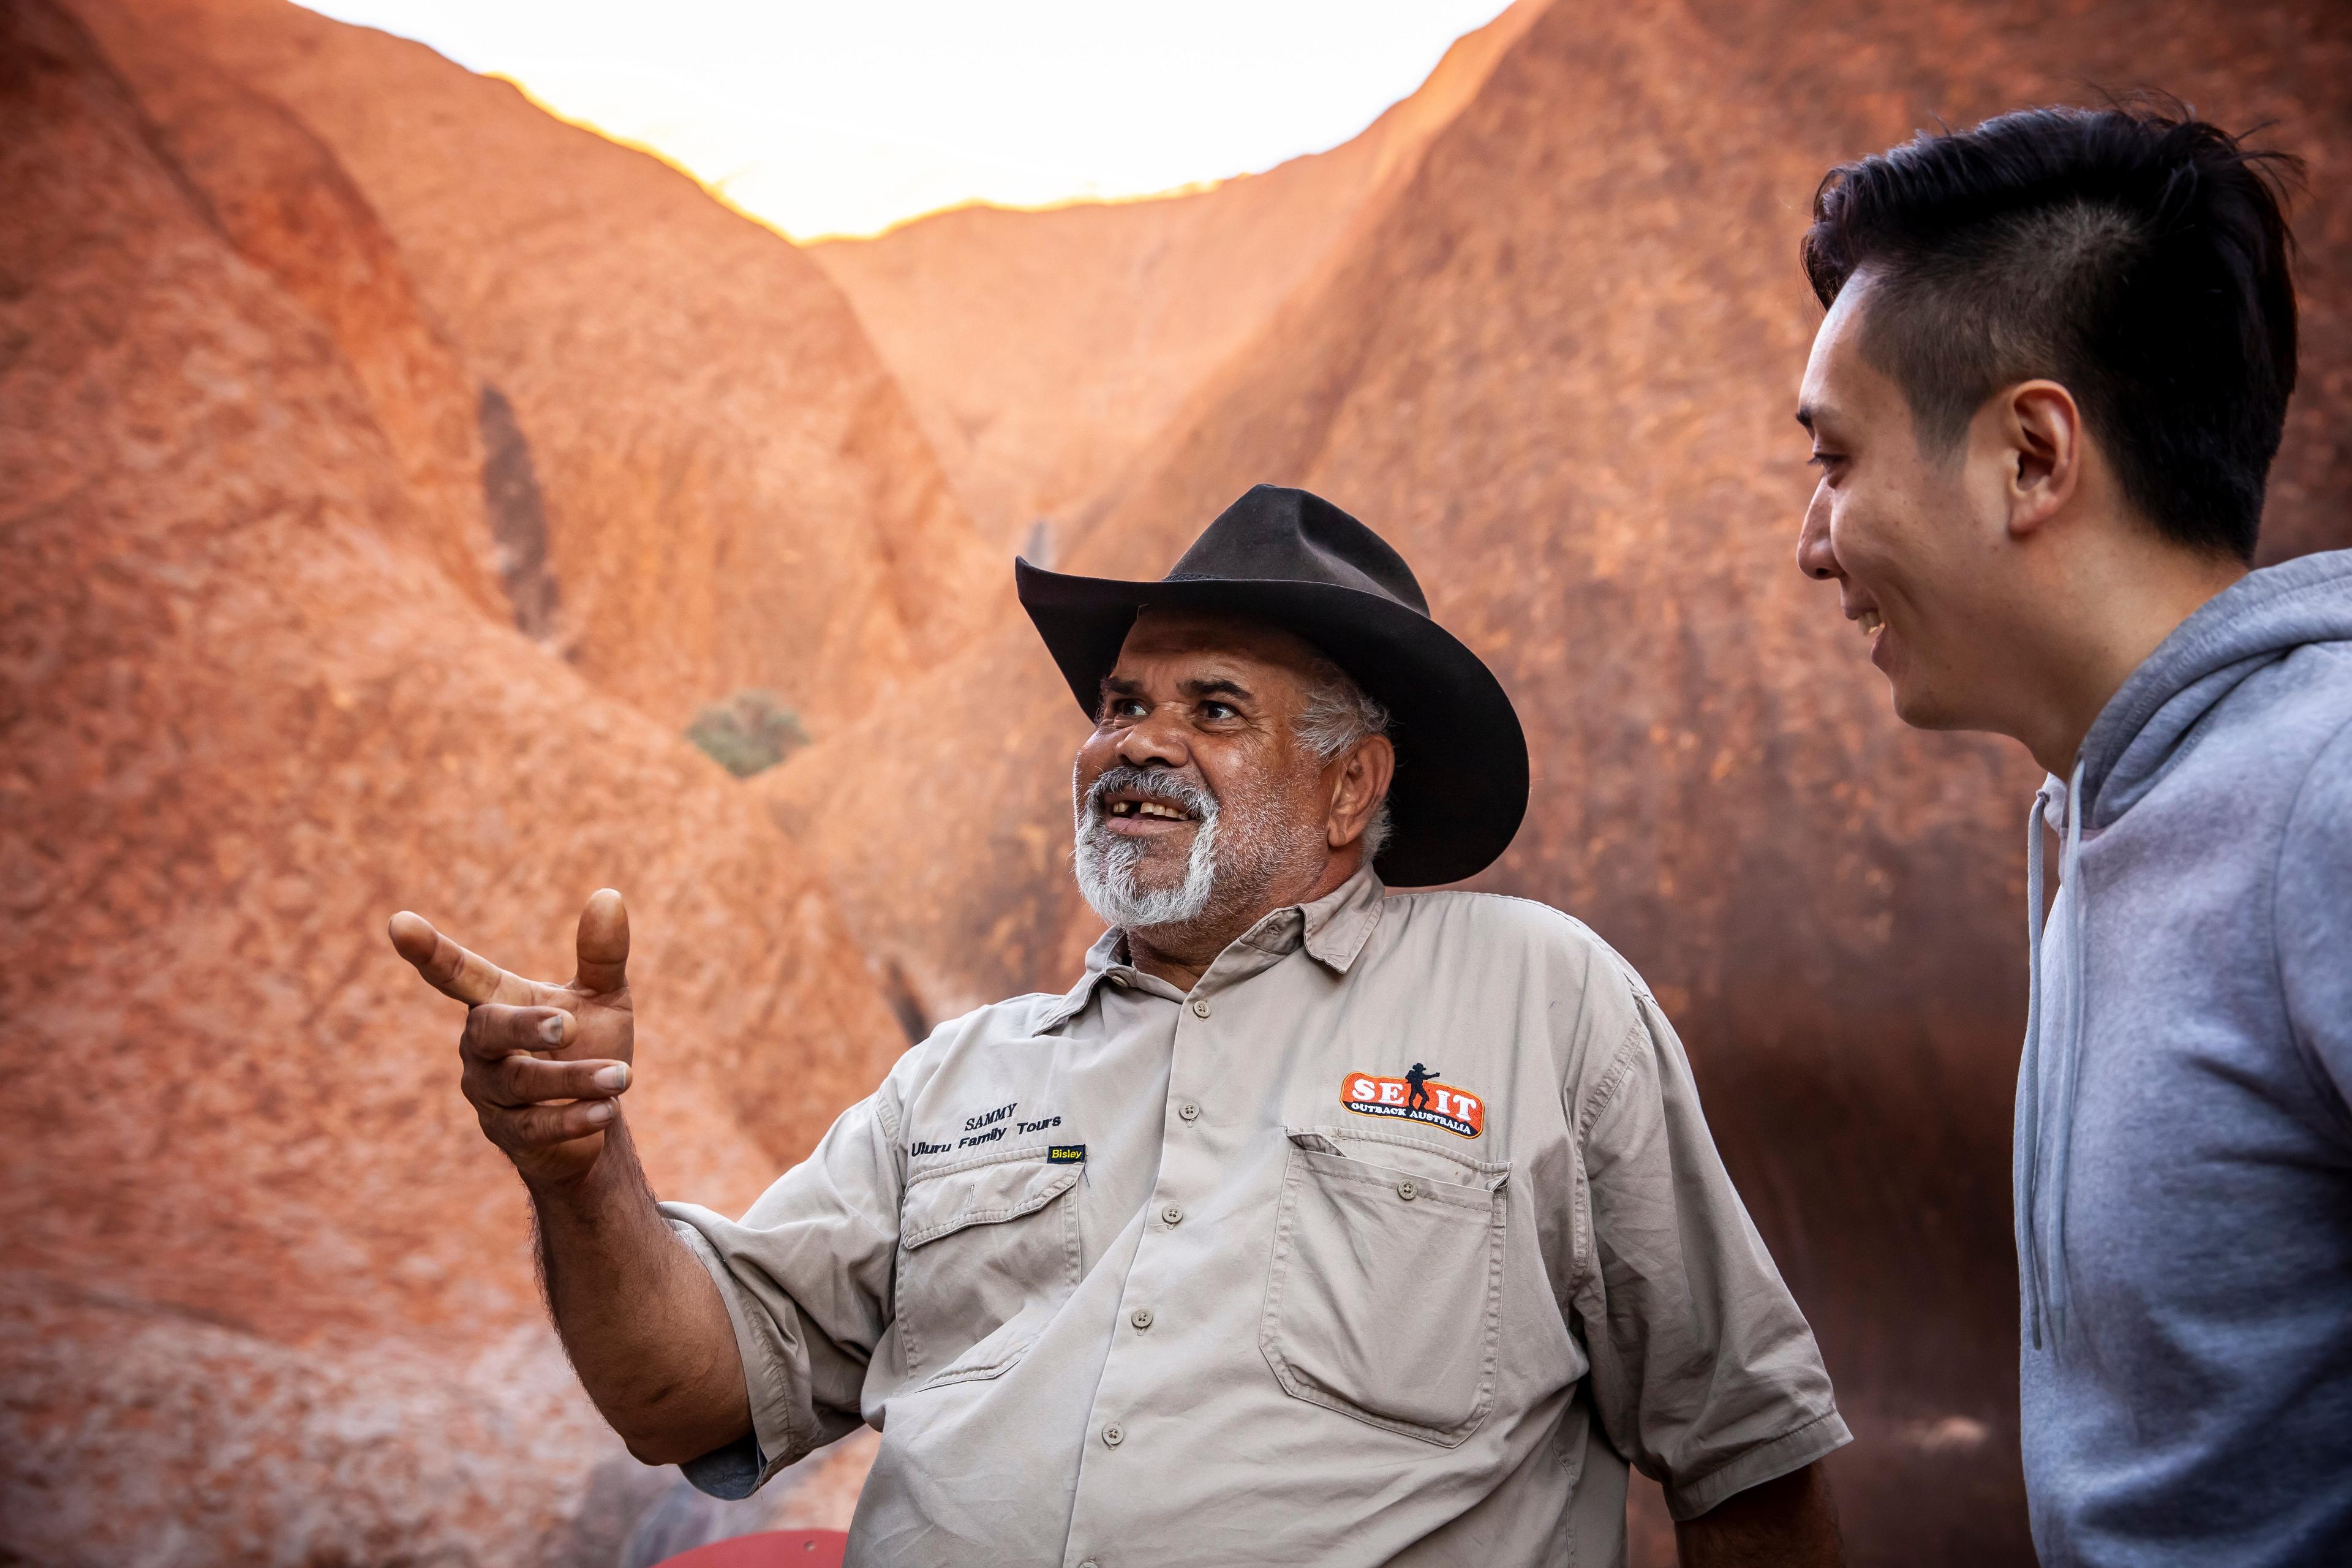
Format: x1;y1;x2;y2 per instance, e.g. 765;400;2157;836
1793;105;2351;1565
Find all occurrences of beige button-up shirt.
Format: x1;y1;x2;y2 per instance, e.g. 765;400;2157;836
662;869;1849;1566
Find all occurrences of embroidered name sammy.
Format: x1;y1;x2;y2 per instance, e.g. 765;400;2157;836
1340;1069;1485;1139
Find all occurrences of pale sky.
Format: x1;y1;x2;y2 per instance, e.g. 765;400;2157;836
296;1;1517;241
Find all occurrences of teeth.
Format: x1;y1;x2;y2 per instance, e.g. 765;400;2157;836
1107;797;1189;821
1859;610;1883;636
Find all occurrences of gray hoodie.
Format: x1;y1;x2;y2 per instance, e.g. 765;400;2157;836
2017;548;2352;1566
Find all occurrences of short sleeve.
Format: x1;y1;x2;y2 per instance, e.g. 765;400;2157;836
659;1071;908;1496
1569;989;1851;1519
2277;717;2352;1128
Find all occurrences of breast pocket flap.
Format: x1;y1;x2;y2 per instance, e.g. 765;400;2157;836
902;1155;1080;1250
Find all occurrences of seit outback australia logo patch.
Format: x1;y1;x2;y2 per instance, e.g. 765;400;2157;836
1340;1066;1485;1139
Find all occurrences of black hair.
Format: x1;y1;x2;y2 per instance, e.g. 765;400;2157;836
1802;101;2300;562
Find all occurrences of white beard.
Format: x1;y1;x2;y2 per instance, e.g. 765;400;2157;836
1072;770;1221;930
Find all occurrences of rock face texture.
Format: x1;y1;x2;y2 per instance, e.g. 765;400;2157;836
118;0;997;738
1;2;902;1561
810;0;1550;546
63;0;508;624
775;1;2352;1559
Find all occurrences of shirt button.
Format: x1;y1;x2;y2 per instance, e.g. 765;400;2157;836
1398;1180;1419;1201
1079;1561;1101;1568
1190;998;1211;1019
1131;1308;1155;1330
1161;1204;1185;1227
1178;1101;1200;1121
1102;1422;1125;1447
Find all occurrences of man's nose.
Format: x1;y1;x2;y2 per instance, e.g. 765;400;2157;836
1115;710;1190;770
1796;485;1841;582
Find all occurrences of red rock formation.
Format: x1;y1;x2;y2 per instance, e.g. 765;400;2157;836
775;1;2351;1560
127;0;997;737
811;0;1550;545
0;3;903;1559
71;0;507;624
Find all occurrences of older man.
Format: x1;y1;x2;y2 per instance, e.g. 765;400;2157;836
391;486;1849;1566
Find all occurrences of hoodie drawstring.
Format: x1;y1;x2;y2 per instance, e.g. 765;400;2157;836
2018;761;2087;1351
2019;784;2052;1351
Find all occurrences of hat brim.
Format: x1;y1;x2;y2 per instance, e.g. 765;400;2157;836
1016;558;1528;887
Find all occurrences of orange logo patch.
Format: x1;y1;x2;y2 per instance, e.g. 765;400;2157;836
1340;1069;1485;1139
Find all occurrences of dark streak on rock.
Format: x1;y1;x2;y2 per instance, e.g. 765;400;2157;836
478;382;559;637
880;959;932;1045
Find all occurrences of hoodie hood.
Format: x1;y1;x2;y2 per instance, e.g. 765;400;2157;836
2018;548;2352;1351
2079;549;2352;828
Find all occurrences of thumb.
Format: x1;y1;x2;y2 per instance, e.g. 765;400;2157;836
574;888;629;995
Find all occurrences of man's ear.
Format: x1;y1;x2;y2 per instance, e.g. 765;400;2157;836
1998;379;2084;541
1325;736;1397;850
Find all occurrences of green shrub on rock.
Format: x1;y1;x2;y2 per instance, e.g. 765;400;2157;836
685;689;810;778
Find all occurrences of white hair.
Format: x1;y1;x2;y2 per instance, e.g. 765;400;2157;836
1072;766;1223;929
1295;657;1393;861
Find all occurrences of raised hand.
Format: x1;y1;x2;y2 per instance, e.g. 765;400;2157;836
388;889;636;1186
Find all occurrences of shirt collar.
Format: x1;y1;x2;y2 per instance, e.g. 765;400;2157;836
1034;864;1387;1032
1031;929;1161;1033
1241;862;1387;974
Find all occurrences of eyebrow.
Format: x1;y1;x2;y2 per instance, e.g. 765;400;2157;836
1795;399;1847;435
1095;674;1257;704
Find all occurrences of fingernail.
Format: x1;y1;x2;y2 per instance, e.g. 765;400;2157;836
585;1101;614;1125
540;1016;565;1046
594;1065;630;1091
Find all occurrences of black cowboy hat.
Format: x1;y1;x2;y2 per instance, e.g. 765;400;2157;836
1016;484;1528;887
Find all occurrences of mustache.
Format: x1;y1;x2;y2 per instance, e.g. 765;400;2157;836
1080;764;1217;824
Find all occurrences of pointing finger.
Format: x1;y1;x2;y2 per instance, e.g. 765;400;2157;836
461;1003;573;1063
390;912;530;1006
573;889;629;996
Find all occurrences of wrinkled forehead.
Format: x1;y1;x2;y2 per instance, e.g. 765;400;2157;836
1111;607;1325;693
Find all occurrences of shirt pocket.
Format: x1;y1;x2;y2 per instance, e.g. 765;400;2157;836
1259;1126;1511;1446
897;1146;1084;1387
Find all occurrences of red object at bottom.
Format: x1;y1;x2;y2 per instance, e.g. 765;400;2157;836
650;1531;848;1568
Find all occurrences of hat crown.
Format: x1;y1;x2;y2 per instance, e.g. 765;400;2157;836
1164;485;1429;616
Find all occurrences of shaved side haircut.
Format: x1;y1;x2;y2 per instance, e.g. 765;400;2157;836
1802;102;2301;562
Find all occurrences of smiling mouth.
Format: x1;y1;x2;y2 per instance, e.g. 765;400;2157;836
1105;797;1197;823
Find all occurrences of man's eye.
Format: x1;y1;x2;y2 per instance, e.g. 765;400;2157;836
1107;699;1147;721
1200;701;1237;721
